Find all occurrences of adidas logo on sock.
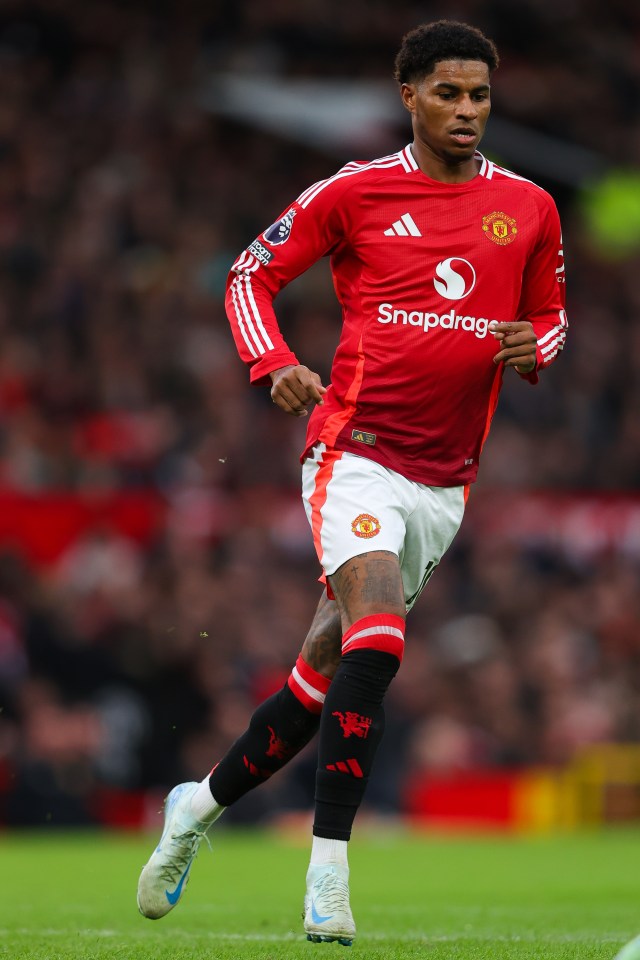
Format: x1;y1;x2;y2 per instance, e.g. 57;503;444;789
384;213;421;237
326;759;364;778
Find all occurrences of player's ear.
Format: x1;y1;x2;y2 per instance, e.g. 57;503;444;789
400;83;417;113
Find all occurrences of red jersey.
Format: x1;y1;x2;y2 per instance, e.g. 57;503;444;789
225;144;567;486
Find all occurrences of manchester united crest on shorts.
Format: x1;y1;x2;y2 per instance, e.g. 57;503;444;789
482;211;517;245
351;513;381;538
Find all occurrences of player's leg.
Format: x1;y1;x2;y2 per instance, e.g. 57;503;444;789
137;590;342;920
304;549;406;945
300;446;412;944
204;589;341;809
314;549;407;845
301;452;467;944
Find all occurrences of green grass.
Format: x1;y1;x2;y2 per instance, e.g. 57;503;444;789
0;826;637;959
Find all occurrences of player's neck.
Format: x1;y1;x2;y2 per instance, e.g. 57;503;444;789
410;140;480;184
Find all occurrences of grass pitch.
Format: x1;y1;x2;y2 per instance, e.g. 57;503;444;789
0;826;637;959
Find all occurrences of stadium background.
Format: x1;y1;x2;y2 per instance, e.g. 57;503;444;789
0;0;639;833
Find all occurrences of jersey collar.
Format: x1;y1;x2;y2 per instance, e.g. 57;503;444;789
400;143;492;179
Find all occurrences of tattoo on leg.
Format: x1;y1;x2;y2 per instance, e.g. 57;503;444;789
361;575;399;605
301;594;342;678
335;573;354;607
329;551;405;626
359;557;402;605
303;632;341;674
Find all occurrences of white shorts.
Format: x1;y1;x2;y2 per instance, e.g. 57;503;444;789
301;443;467;611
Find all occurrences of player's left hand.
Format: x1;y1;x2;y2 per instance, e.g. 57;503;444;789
490;321;537;373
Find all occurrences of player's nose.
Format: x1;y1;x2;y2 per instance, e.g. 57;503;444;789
456;96;478;119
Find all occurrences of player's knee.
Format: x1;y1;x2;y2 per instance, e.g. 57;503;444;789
341;613;406;662
337;613;406;704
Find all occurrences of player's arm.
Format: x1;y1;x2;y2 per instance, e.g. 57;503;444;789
225;174;349;409
492;196;568;383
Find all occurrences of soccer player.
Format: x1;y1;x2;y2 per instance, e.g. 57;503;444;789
137;19;567;944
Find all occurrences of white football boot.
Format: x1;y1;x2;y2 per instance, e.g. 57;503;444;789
304;863;356;946
137;781;210;919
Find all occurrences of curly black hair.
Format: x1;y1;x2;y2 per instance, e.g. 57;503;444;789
394;20;499;84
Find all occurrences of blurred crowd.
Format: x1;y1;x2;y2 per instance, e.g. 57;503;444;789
0;0;639;826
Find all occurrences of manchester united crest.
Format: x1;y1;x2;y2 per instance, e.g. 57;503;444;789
482;211;518;245
351;513;381;538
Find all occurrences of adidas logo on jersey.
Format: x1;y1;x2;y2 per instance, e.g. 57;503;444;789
384;213;421;237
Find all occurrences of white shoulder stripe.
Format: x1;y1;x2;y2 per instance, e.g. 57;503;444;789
296;155;400;206
490;164;535;185
296;177;329;206
298;156;404;209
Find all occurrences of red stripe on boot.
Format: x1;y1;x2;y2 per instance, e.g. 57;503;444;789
341;614;405;661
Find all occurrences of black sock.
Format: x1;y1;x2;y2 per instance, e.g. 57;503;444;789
209;683;321;806
313;649;400;840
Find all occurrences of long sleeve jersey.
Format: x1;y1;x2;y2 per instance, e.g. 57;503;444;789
225;144;567;486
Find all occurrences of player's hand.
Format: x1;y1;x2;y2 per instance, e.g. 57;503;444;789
269;364;327;417
490;321;537;373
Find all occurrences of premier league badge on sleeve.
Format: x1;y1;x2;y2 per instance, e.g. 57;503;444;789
263;207;297;246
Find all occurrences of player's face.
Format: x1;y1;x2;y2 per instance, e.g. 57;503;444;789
401;59;491;167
